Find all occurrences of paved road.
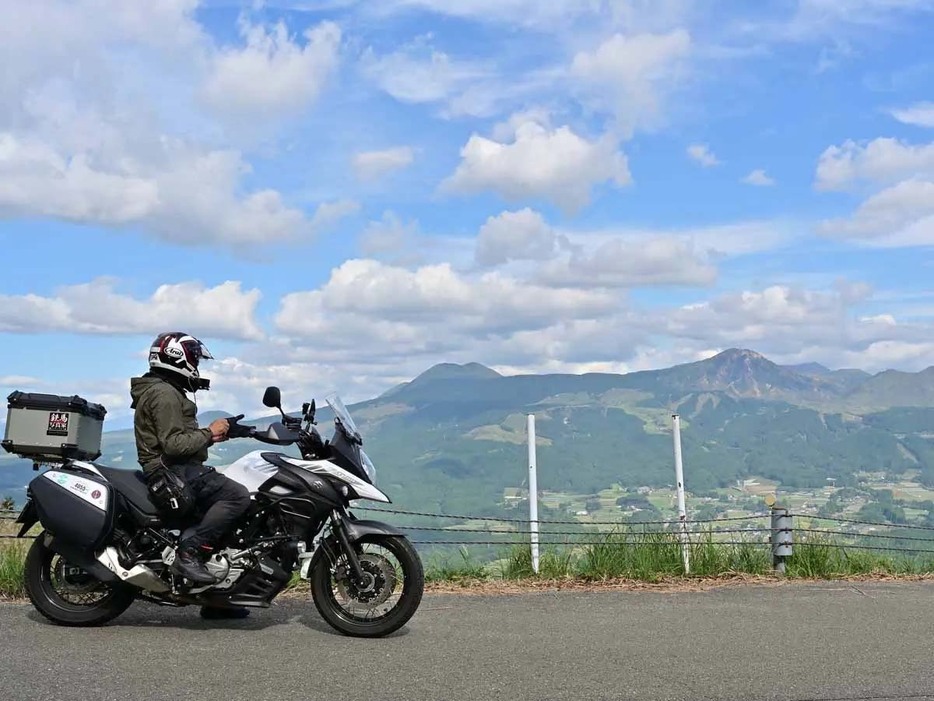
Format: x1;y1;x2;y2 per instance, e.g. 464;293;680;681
1;581;933;701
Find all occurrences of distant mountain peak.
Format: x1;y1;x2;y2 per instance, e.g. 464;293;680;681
785;362;833;376
415;362;502;382
710;348;768;362
379;362;502;399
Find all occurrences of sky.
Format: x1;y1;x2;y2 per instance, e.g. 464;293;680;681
2;0;934;427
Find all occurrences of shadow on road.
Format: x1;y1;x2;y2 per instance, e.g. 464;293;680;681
21;602;411;639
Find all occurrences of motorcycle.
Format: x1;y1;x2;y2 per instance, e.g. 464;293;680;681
14;387;424;637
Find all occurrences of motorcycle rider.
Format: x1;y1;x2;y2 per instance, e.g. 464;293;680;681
129;331;252;617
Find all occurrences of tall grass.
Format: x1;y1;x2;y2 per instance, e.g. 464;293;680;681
424;546;491;583
0;541;28;599
2;528;934;599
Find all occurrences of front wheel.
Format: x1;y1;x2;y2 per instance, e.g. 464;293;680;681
24;534;135;627
310;535;424;638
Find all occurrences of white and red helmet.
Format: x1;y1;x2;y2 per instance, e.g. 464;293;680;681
149;332;214;391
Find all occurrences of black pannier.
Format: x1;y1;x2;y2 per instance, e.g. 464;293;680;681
29;469;114;549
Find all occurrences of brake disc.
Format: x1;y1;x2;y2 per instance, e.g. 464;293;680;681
334;553;398;606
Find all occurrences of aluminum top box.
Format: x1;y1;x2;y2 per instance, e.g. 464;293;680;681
2;391;107;463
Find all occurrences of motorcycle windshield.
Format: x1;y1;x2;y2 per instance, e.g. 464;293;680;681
325;392;377;482
325;393;361;442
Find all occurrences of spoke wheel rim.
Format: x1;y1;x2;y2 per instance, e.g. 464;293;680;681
41;551;117;610
328;544;404;623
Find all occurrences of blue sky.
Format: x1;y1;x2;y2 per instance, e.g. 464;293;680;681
2;0;934;426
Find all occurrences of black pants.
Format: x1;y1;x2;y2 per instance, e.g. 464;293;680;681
172;463;251;551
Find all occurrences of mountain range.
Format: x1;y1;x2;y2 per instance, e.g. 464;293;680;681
4;348;934;514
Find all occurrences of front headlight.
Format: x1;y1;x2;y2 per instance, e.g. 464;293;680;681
360;450;377;483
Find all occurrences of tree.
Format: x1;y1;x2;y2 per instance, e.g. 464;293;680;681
0;496;14;511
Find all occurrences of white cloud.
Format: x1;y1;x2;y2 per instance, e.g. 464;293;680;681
570;30;691;135
889;102;934;128
0;279;264;340
742;169;776;186
360;38;488;105
475;208;559;267
0;133;159;224
0;129;350;247
442;114;631;212
273;260;622;370
202;19;341;122
368;0;603;31
278;259;617;332
820;179;934;247
309;198;360;229
687;144;720;167
662;282;895;356
0;3;347;250
352;146;415;181
815;137;934;191
537;237;717;288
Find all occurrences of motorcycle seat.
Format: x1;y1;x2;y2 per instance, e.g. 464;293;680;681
95;466;160;520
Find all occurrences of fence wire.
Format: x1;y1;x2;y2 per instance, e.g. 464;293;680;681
793;513;934;532
353;506;770;526
6;504;934;557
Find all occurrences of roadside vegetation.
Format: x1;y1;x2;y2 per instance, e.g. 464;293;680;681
422;529;934;585
5;511;934;600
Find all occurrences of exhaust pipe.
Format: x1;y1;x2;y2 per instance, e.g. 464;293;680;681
97;547;170;593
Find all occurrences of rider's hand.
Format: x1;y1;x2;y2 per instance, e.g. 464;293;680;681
209;418;229;443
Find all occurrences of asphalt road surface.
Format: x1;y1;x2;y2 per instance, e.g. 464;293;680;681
1;580;933;701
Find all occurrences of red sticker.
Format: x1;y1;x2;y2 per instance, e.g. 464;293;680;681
91;490;101;500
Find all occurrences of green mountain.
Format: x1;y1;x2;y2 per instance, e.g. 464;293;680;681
5;351;934;516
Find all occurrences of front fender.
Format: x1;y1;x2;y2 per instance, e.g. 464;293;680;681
343;517;406;543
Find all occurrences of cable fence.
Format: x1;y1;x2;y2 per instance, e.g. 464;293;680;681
5;504;934;572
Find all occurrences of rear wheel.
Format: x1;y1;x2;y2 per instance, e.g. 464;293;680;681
24;534;135;627
310;535;424;638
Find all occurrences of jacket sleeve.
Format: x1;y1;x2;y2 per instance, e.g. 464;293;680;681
145;388;213;460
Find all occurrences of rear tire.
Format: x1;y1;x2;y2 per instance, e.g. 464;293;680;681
24;534;135;627
311;535;424;638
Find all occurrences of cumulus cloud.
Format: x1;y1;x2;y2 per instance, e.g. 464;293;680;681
273;260;622;370
570;30;691;135
352;146;415;181
442;114;631;212
201;19;341;122
820;179;934;247
0;3;343;249
360;38;489;105
370;0;603;30
889;102;934;128
537;237;717;289
0;278;264;340
475;208;559;267
687;144;719;167
0;130;353;247
742;169;776;186
815;137;934;191
663;283;878;350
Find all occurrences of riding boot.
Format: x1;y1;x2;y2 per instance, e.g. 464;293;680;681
171;545;215;584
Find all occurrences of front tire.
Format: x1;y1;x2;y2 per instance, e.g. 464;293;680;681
311;535;424;638
24;534;135;627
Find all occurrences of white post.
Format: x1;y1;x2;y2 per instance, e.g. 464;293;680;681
671;414;691;574
527;413;540;574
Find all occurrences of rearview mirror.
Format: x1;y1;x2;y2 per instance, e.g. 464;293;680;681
263;386;282;409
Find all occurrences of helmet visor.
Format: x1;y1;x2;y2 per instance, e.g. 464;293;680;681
183;338;214;366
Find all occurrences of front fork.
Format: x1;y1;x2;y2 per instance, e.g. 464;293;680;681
328;511;370;588
298;510;368;588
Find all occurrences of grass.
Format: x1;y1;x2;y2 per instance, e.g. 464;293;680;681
4;524;934;600
0;519;27;600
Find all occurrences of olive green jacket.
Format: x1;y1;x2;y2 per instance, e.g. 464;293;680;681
130;373;213;473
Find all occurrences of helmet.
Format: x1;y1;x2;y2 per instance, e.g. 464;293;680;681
148;331;214;391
